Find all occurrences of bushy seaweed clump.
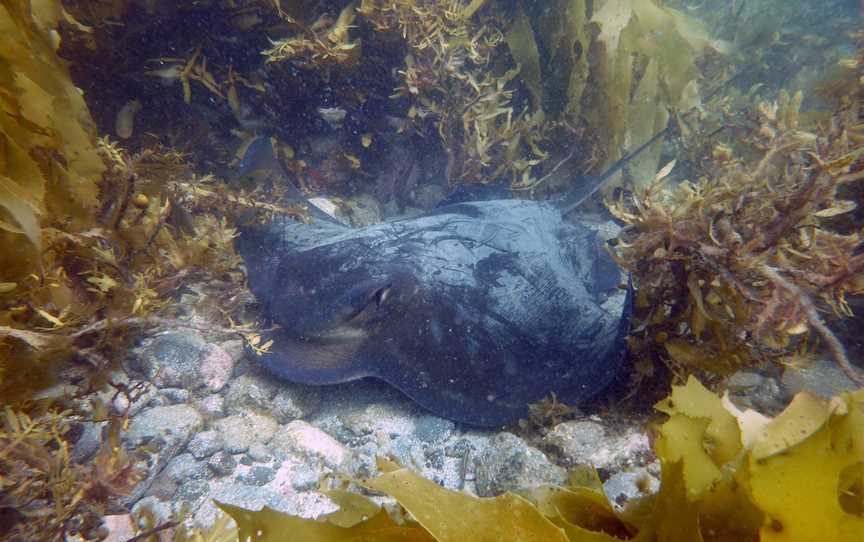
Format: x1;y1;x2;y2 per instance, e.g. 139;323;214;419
0;2;270;537
607;76;864;388
59;0;723;194
0;412;144;540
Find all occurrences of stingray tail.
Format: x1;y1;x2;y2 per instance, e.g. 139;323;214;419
557;123;671;216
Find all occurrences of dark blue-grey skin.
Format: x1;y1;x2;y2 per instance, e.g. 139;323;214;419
235;129;666;427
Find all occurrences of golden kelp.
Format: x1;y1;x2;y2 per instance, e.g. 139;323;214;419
584;0;727;188
0;1;255;404
0;0;104;279
215;378;864;542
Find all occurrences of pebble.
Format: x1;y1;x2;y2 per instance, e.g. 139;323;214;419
270;420;349;469
213;411;279;454
195;394;225;417
542;420;651;472
224;374;279;415
176;479;210;502
130;332;210;389
198;342;235;392
237;465;276;486
474;432;566;497
207;451;237;476
603;468;660;511
414;415;455;444
68;420;104;464
165;452;212;482
727;370;785;414
159;388;190;404
131;496;173;527
338;402;417;439
272;385;322;423
124;404;203;453
247;442;272;463
187;430;224;460
781;358;858;401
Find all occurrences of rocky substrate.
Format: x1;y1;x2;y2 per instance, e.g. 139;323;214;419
78;319;860;541
66;327;654;537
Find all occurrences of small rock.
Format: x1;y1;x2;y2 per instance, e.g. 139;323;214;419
727;370;785;414
272;385;322;423
213;411;279;453
424;448;445;469
160;388;190;404
287;464;320;492
125;404;203;453
176;479;210;502
145;473;178;501
145;394;170;409
445;439;474;458
270;420;349;469
199;343;235;392
414;415;454;444
131;331;209;389
188;430;224;460
781;358;858;401
247;442;272;463
239;454;255;466
603;468;660;511
207;482;293;515
474;432;566;497
224;374;279;415
32;383;79;402
207;451;237;476
237;465;276;486
108;385;158;417
195;394;225;417
220;339;246;364
543;421;651;472
165;452;212;482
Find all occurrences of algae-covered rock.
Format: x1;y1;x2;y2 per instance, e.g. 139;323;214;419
474;432;567;497
212;410;279;454
125;404;203;452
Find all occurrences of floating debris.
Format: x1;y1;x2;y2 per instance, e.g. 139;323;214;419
115;99;142;139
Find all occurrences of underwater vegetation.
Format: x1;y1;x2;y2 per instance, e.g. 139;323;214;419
0;0;862;539
607;71;864;389
54;0;724;195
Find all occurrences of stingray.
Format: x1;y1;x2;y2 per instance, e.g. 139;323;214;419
235;129;666;427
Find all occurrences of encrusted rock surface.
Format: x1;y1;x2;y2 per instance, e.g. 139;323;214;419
474;432;567;497
541;419;652;472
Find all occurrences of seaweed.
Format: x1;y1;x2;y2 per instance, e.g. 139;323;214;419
0;409;144;540
606;78;864;386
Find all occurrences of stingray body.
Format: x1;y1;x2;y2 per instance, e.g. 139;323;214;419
236;130;665;427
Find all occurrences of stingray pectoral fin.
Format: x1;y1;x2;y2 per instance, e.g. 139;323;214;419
252;328;371;385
